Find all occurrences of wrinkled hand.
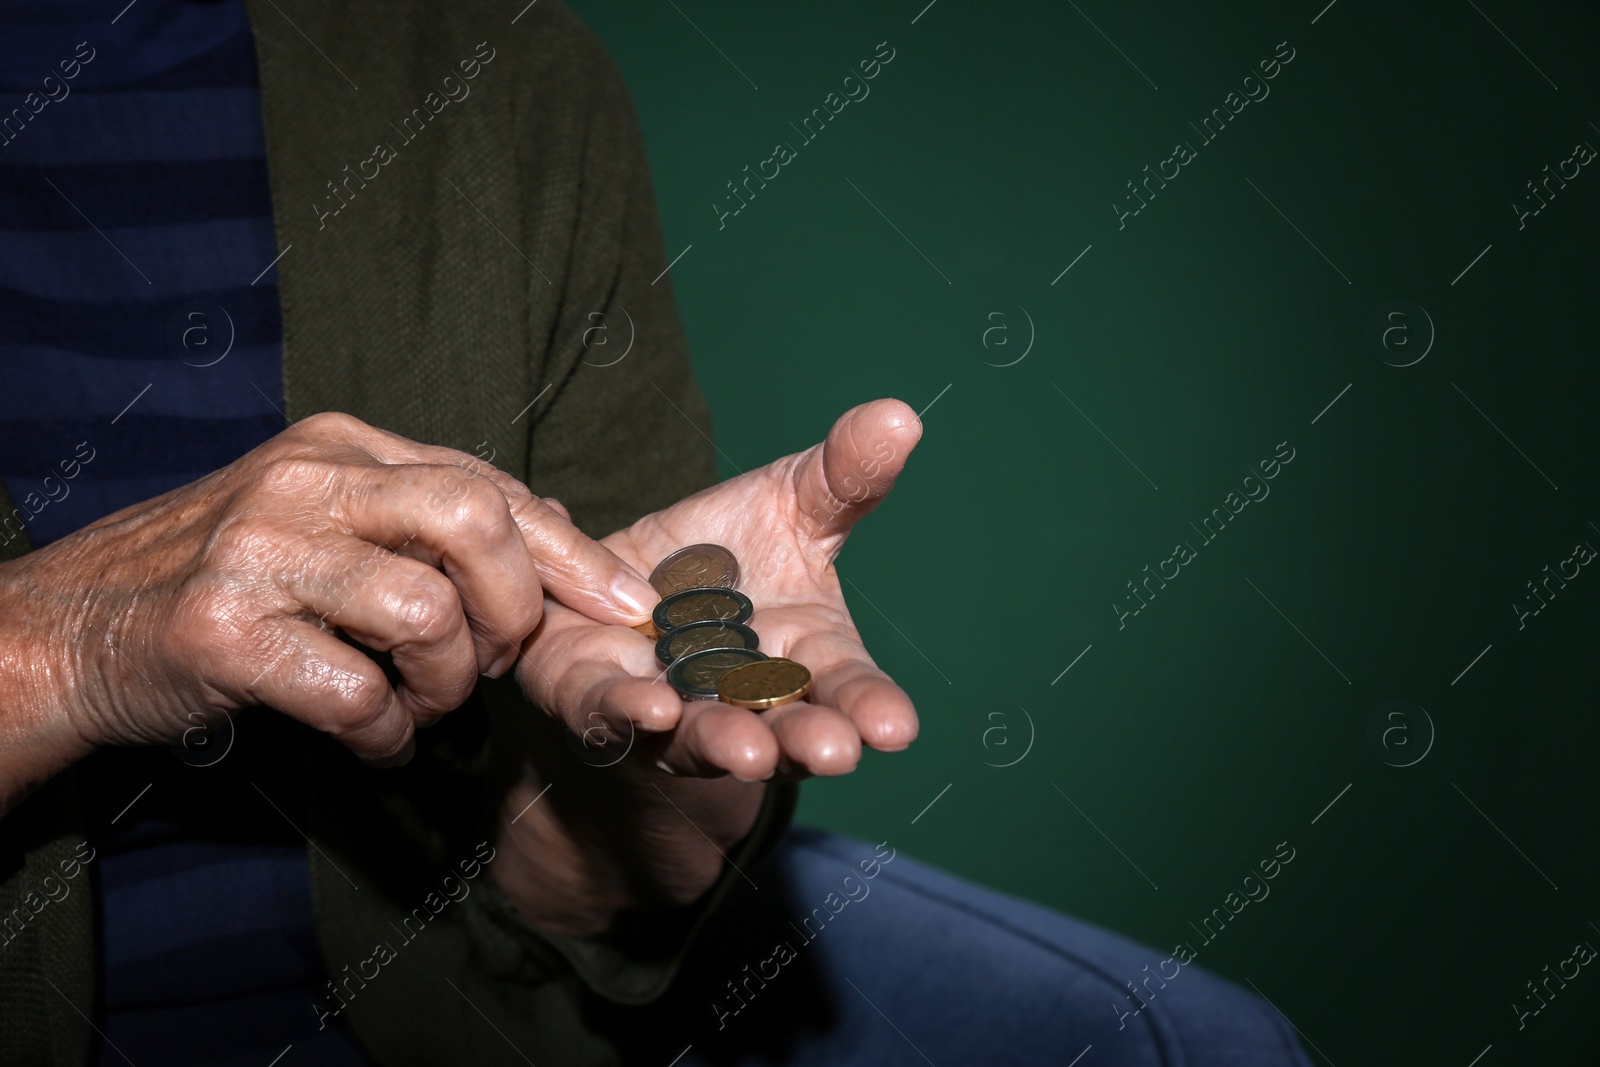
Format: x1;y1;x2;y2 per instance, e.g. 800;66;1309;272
0;411;661;806
494;399;922;934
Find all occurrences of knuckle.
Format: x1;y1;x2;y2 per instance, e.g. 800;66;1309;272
387;573;462;644
296;411;368;439
327;666;393;737
437;475;511;543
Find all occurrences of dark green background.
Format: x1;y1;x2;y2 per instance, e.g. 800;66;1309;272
569;1;1599;1061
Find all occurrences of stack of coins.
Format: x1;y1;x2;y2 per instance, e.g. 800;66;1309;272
642;543;812;710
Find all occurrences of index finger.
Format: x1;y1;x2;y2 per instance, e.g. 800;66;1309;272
315;418;661;626
356;428;662;627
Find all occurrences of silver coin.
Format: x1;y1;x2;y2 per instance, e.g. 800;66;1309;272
656;620;761;666
650;543;740;596
652;586;753;633
666;647;768;700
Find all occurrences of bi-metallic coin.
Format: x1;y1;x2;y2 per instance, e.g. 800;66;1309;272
652;586;753;633
666;647;768;700
656;620;761;666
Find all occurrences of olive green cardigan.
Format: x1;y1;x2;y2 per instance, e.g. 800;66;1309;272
0;3;793;1062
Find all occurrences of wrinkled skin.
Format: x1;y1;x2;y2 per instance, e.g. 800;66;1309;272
0;412;659;811
496;399;924;934
0;400;924;944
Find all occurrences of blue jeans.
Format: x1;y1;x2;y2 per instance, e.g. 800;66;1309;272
97;826;1311;1065
594;827;1314;1066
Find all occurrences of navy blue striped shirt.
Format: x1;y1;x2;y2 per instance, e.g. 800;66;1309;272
0;0;285;544
0;3;371;1063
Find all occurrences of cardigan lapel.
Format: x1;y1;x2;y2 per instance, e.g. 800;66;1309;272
245;0;537;480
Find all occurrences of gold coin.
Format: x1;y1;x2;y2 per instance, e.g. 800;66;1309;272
650;543;740;596
716;658;812;710
632;619;660;639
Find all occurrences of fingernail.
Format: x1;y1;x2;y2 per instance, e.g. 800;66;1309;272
611;572;659;617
